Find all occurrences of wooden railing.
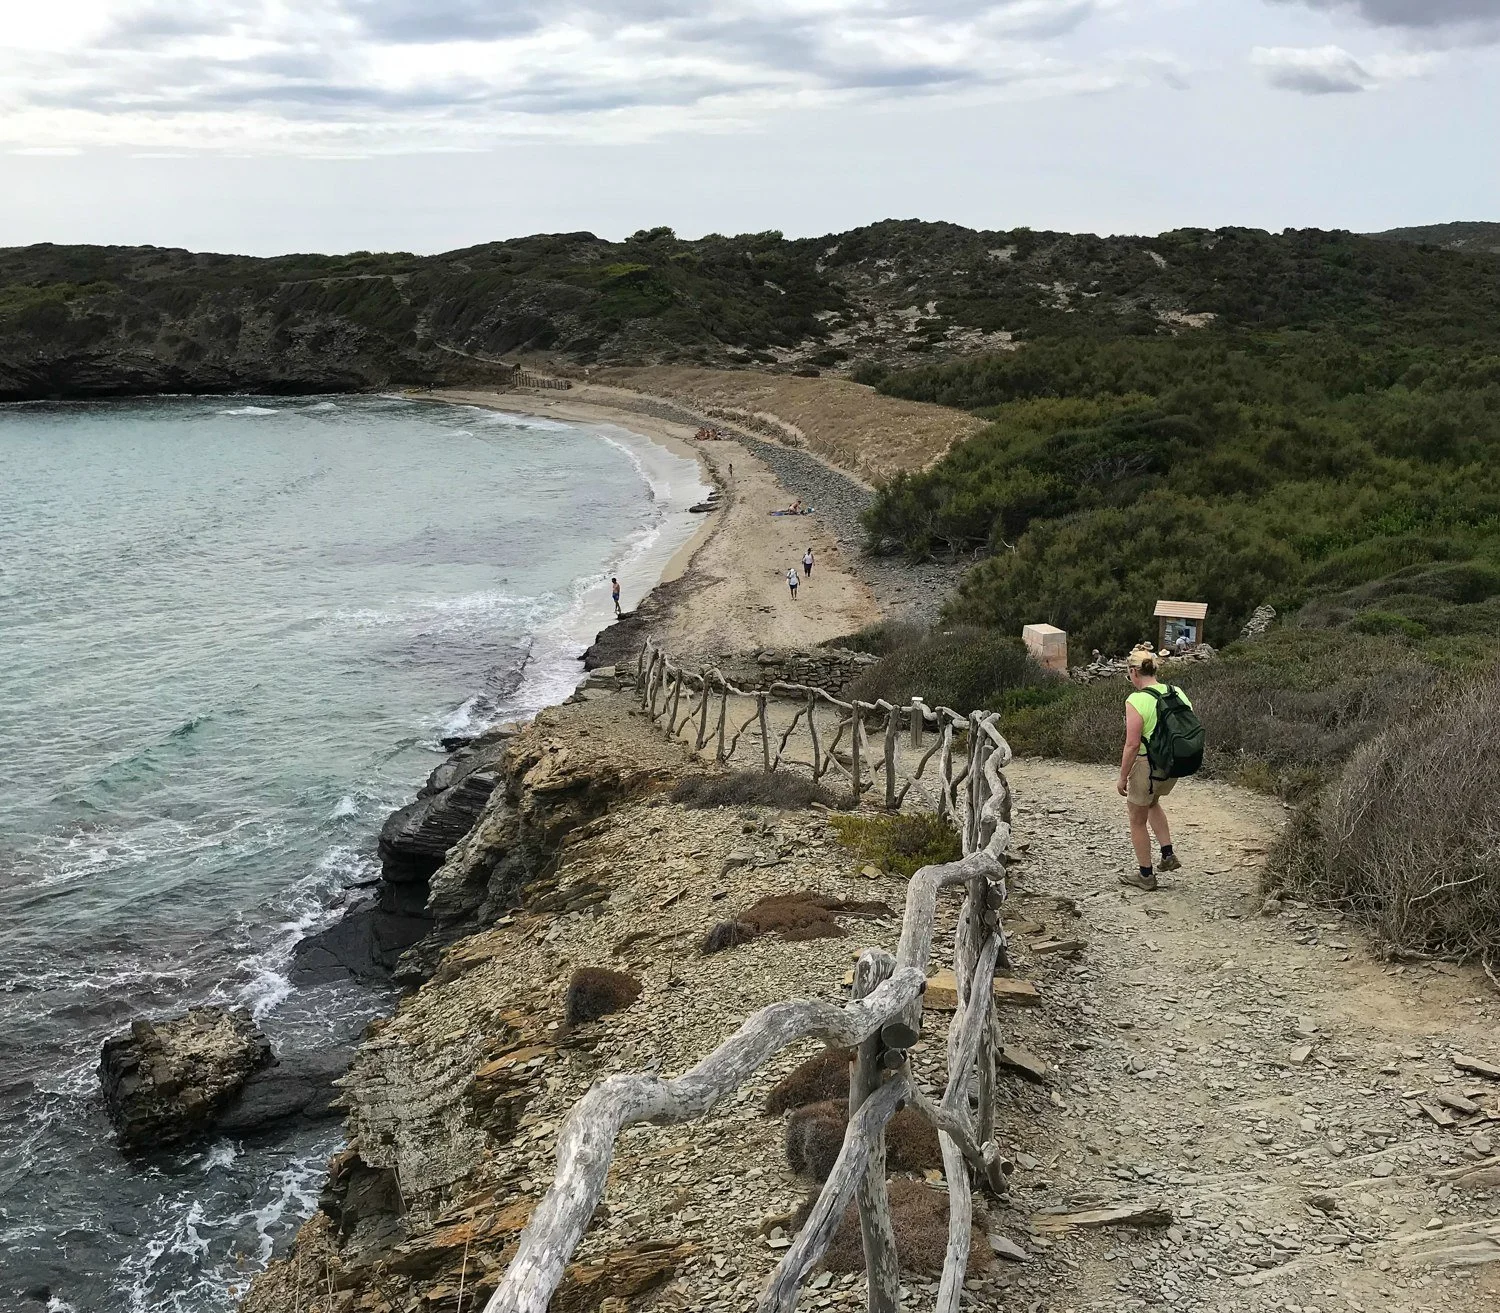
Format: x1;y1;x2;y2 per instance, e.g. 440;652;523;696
515;370;571;390
484;647;1016;1313
635;638;976;816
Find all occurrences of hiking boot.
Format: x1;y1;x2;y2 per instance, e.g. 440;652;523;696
1119;869;1158;891
1158;853;1182;873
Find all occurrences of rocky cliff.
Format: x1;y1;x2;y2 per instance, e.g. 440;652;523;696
240;685;1015;1313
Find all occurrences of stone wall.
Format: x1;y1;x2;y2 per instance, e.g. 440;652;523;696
710;646;879;697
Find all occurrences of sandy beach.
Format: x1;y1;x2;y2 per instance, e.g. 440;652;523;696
427;387;883;657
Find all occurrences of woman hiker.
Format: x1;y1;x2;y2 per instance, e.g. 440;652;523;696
787;567;799;600
1116;648;1187;890
802;547;814;578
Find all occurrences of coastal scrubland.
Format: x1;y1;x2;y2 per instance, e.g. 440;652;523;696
6;221;1500;398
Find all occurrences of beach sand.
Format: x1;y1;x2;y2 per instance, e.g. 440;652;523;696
427;388;882;657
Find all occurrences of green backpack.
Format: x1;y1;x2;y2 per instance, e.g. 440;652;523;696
1143;686;1205;780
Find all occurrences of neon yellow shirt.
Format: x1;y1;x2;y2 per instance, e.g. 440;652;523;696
1127;683;1192;756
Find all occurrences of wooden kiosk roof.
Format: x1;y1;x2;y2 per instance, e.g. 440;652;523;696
1154;600;1209;621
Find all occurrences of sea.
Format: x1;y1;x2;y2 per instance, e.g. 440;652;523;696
0;394;708;1311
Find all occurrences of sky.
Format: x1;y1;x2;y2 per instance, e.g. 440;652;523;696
1;0;1497;255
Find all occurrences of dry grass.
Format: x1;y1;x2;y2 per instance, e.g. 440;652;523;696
784;1100;942;1181
670;771;844;811
794;1177;991;1276
594;366;983;481
1274;672;1500;963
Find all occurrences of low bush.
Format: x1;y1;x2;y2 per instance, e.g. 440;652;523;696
830;812;962;877
700;891;893;954
999;628;1455;799
1272;672;1500;962
823;620;927;658
765;1047;851;1113
564;967;642;1024
845;627;1059;713
671;770;843;810
785;1100;941;1181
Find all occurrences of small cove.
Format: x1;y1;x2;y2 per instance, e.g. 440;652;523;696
0;393;706;1311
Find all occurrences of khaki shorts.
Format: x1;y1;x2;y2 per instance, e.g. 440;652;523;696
1127;756;1177;809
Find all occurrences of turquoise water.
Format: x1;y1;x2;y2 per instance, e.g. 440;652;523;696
0;395;704;1310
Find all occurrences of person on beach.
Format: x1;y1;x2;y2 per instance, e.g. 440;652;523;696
787;567;799;600
611;576;621;617
1116;648;1191;890
802;548;814;578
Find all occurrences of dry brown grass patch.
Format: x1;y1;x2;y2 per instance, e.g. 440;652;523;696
564;967;642;1024
700;891;893;955
794;1177;991;1276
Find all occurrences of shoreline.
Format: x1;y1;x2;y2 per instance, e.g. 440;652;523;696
419;385;886;665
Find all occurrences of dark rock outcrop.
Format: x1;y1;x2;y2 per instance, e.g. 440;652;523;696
216;1048;354;1134
98;1006;273;1151
290;903;433;986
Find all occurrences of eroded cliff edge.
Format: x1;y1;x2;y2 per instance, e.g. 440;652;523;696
239;679;1018;1313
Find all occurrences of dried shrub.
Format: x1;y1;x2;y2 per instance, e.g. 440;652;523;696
793;1177;991;1276
785;1100;942;1182
823;621;928;658
1274;671;1500;961
830;813;962;878
700;892;892;956
671;771;844;810
564;967;642;1024
699;921;757;955
765;1048;851;1114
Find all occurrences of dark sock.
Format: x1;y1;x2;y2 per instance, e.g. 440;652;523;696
1161;844;1174;859
1140;865;1154;880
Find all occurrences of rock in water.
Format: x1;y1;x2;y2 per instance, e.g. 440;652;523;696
98;1006;273;1150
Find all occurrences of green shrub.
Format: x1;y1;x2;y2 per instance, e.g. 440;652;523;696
830;812;962;877
999;628;1460;799
823;621;927;658
845;627;1057;713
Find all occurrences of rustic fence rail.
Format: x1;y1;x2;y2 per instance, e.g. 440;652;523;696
485;644;1016;1313
635;638;978;817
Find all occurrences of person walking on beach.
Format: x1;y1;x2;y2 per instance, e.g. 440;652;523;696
1116;648;1202;890
787;567;799;600
802;548;814;579
611;576;621;617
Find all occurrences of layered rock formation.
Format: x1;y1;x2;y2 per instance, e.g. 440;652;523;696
99;1006;273;1150
98;1006;353;1149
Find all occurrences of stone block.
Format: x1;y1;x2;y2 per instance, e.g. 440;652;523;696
1023;624;1068;674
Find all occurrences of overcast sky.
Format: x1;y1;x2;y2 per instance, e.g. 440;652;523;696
2;0;1496;255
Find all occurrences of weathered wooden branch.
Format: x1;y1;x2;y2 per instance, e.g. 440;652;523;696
850;951;900;1313
758;1075;910;1313
884;706;899;810
484;974;924;1313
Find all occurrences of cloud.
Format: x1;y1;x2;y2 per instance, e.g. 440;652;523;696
1251;43;1437;93
0;0;1152;153
1271;0;1500;43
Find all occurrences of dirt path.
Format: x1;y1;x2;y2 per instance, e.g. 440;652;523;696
652;438;880;656
991;759;1500;1312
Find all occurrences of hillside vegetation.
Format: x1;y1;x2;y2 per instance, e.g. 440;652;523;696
5;221;1500;399
863;333;1500;655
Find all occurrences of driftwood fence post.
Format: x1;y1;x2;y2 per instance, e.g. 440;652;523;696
850;950;901;1313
